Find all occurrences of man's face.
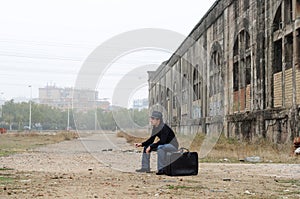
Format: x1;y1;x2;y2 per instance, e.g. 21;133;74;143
150;117;160;127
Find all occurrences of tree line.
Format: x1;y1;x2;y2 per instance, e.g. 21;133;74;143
0;100;149;131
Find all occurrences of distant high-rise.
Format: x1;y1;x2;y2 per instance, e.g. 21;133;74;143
39;85;110;111
132;98;148;110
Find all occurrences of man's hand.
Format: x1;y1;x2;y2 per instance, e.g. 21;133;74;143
135;143;142;147
146;146;151;154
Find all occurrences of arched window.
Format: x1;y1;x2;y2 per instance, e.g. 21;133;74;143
297;0;300;69
209;42;223;117
161;91;164;107
173;82;177;109
210;50;222;97
233;29;251;112
272;1;299;108
182;74;187;88
193;65;201;101
273;7;282;32
167;88;170;100
182;74;188;103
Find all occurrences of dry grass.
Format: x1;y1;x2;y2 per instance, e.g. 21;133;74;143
189;133;300;163
0;131;78;157
116;131;146;144
3;130;298;163
118;131;300;163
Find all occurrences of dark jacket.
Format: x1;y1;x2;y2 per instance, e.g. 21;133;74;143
142;122;179;151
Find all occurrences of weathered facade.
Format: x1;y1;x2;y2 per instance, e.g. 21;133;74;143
148;0;300;143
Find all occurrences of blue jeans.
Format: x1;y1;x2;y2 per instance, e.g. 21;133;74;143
141;144;178;171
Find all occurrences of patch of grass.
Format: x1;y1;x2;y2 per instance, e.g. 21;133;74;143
0;131;78;157
281;191;300;196
184;180;202;184
167;185;190;189
167;184;205;190
182;133;299;163
118;130;300;163
189;133;205;151
116;131;145;144
56;131;78;141
276;179;300;186
0;168;14;171
0;150;14;157
272;179;300;196
0;174;14;183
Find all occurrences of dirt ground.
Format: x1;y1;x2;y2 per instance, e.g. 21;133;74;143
1;131;300;199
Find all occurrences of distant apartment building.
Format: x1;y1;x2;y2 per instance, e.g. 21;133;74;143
39;85;110;111
132;98;148;110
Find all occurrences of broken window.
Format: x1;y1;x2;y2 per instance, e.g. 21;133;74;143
233;30;251;87
182;74;188;103
298;29;300;68
173;82;177;109
233;63;239;91
234;40;239;57
245;32;250;50
182;74;187;89
233;29;252;112
274;40;283;73
272;2;298;108
285;34;293;69
246;57;251;85
273;5;282;32
210;50;222;97
193;68;201;101
284;0;293;24
297;0;300;18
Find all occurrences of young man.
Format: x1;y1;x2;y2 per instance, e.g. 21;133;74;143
135;111;179;175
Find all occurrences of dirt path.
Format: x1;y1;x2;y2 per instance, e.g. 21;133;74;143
1;131;300;198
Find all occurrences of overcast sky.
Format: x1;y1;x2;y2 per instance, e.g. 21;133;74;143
0;0;216;104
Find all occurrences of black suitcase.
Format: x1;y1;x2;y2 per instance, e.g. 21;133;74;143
164;148;198;176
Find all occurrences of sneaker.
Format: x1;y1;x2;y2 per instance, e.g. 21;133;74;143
135;168;150;173
156;169;165;175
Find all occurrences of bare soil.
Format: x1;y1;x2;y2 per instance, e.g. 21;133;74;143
0;131;300;199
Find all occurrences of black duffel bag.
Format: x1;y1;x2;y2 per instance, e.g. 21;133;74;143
164;147;198;176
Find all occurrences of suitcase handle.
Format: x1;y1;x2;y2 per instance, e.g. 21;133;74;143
178;147;190;153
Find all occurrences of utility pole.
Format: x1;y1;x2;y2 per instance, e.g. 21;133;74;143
0;92;4;118
29;85;32;131
94;99;98;131
67;105;70;131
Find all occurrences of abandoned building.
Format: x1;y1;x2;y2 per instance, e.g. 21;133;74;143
148;0;300;143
